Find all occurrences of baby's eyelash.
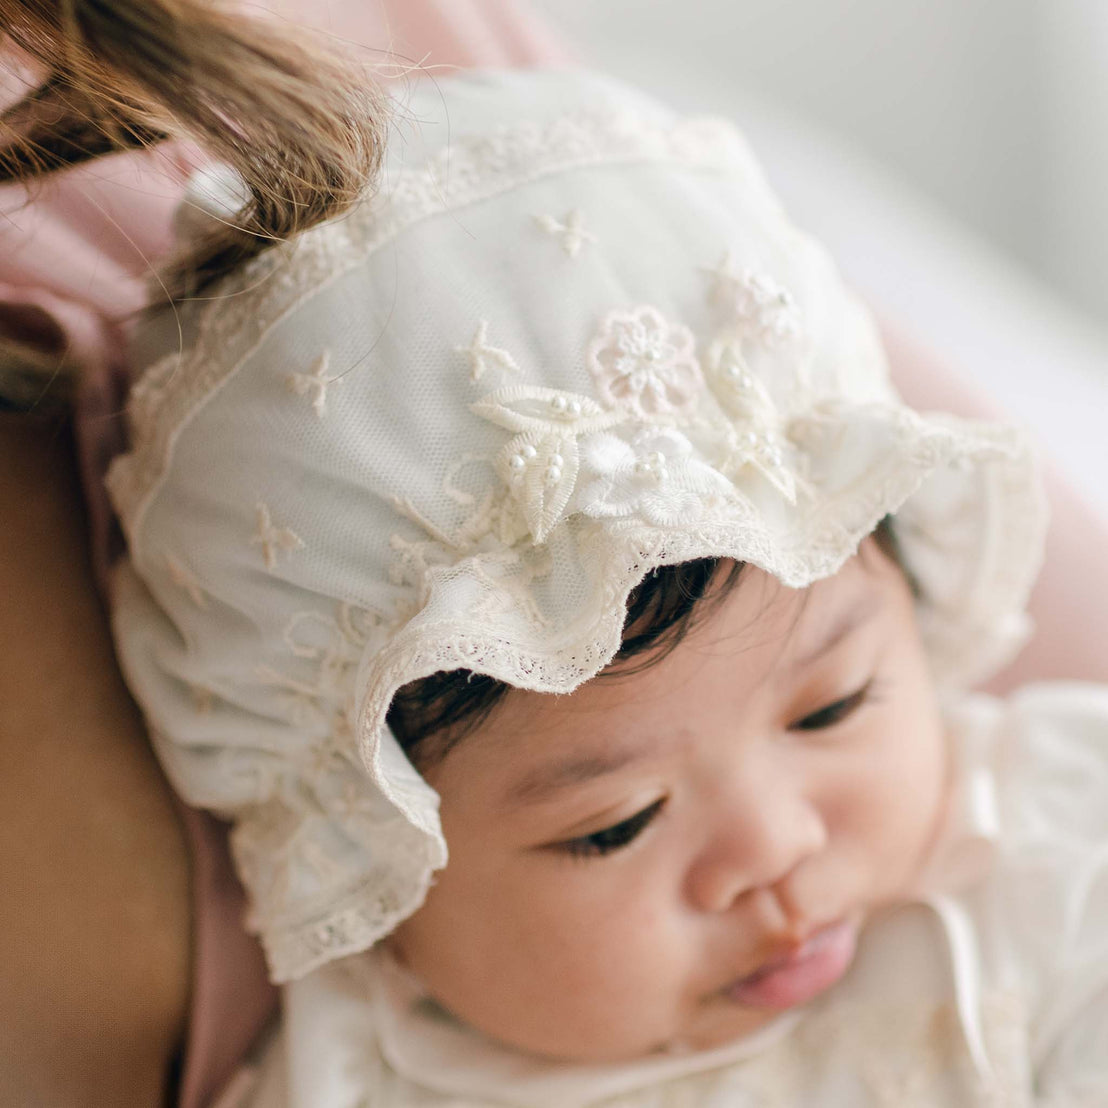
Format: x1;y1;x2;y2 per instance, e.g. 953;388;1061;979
558;798;666;860
789;680;877;732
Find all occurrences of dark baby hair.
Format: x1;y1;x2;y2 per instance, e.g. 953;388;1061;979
387;517;910;773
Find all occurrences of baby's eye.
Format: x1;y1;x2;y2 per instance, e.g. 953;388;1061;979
559;798;666;859
789;681;873;732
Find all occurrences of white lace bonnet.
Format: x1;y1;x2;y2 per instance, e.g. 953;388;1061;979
107;69;1045;983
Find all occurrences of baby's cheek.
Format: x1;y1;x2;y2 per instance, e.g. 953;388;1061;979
864;721;948;893
514;886;696;1057
515;884;680;1002
406;864;690;1060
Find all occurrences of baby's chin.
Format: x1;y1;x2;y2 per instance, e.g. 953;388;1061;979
657;1004;785;1058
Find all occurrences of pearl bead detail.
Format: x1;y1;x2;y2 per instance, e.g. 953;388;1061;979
549;395;583;420
633;450;669;482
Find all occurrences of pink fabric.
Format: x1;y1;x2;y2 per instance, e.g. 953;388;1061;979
173;804;278;1108
262;0;573;68
0;51;199;340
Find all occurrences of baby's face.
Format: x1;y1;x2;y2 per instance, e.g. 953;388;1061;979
390;540;949;1061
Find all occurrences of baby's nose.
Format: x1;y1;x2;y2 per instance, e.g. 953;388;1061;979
684;786;828;915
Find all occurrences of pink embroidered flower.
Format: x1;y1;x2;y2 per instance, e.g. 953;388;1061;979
586;306;703;418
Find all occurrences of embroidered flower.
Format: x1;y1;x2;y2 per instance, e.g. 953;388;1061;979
705;253;801;346
587;306;703;418
575;428;736;526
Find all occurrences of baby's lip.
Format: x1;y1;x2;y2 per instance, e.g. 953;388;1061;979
730;921;832;981
720;918;859;1010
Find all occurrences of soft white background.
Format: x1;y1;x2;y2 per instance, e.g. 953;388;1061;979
532;0;1108;514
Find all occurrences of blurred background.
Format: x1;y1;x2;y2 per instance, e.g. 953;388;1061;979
528;0;1108;512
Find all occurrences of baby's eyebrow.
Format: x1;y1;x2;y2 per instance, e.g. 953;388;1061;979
502;744;654;809
788;595;882;672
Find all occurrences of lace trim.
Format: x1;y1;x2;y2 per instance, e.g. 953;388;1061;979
106;107;753;543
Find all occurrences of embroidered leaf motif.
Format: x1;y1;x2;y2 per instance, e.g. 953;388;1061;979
495;431;580;544
704;340;800;503
473;386;628;543
471;385;619;436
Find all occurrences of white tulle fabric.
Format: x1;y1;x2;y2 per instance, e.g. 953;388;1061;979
106;70;1046;983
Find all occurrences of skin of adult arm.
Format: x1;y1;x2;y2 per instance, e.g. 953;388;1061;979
0;414;191;1108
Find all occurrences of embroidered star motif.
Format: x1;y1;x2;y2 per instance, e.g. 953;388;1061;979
166;552;209;610
286;350;341;418
534;209;597;258
251;502;304;570
455;321;521;383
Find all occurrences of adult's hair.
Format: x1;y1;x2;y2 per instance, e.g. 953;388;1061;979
0;0;386;299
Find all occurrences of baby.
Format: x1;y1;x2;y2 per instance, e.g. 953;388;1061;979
107;68;1108;1105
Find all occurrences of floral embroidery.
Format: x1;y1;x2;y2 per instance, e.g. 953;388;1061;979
533;209;597;258
587;305;703;418
255;606;380;729
455;321;521;384
575;427;738;526
704;340;801;502
705;252;801;346
251;502;304;570
166;552;209;610
387;531;453;594
472;385;625;542
286;350;341;418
